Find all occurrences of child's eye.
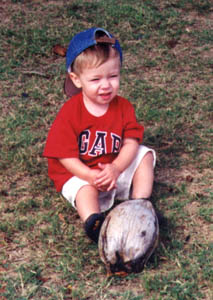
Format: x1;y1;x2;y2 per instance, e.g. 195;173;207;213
110;74;118;78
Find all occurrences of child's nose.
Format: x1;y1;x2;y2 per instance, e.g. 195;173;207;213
101;78;110;89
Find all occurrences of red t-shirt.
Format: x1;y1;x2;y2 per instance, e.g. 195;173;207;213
43;93;144;191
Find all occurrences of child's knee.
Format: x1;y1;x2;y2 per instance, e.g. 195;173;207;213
76;184;98;201
76;185;100;221
143;151;154;163
139;151;154;169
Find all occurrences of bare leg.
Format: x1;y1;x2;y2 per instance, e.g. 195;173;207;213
131;151;154;199
76;185;104;243
75;185;100;222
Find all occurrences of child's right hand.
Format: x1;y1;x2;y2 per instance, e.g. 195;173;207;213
88;168;115;192
93;163;120;192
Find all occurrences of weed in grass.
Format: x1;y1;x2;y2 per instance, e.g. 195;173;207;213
16;198;40;213
0;221;14;237
143;271;203;300
198;207;213;223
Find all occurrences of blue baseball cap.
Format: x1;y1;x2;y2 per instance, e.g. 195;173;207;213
64;27;122;97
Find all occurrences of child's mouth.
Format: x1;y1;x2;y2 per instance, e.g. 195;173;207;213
100;92;112;100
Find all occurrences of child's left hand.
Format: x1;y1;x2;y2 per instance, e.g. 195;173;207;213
94;162;121;192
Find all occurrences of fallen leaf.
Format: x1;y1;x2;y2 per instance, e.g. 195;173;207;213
186;175;193;182
67;284;72;291
58;213;66;223
0;266;7;273
166;39;178;49
53;45;67;57
36;276;49;283
0;285;7;299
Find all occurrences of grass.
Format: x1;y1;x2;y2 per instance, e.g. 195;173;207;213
0;0;213;299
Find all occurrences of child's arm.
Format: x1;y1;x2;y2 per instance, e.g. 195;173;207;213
59;157;100;186
95;138;139;191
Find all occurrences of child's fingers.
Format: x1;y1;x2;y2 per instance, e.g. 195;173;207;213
95;177;109;187
106;182;117;191
98;180;116;191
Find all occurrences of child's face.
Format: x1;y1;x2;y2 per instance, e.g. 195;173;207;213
71;55;120;107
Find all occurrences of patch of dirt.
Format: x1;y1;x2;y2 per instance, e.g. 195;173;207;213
0;1;12;26
184;201;213;244
184;10;213;30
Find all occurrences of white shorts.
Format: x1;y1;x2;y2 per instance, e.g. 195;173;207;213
61;145;156;212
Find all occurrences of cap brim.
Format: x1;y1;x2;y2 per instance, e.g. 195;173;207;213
64;73;82;98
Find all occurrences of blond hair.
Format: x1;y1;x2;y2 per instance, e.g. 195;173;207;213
71;43;120;75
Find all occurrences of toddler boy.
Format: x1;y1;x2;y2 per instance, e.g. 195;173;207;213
43;27;156;242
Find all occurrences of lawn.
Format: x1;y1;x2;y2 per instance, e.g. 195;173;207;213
0;0;212;299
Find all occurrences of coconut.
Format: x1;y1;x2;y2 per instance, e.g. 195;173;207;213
98;199;159;275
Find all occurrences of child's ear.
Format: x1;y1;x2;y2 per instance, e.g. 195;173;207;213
69;72;82;88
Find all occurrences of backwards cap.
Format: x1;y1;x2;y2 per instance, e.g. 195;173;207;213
64;27;122;97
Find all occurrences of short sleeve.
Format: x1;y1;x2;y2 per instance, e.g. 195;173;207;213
43;102;79;159
121;99;144;143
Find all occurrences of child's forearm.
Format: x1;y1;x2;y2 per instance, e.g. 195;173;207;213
59;157;92;182
112;138;139;173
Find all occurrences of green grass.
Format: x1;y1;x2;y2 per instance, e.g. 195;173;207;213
0;0;213;299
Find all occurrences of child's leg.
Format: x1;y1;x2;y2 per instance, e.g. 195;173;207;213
131;151;154;199
75;184;104;243
75;185;99;221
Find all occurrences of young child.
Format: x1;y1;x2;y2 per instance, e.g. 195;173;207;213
43;27;156;243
